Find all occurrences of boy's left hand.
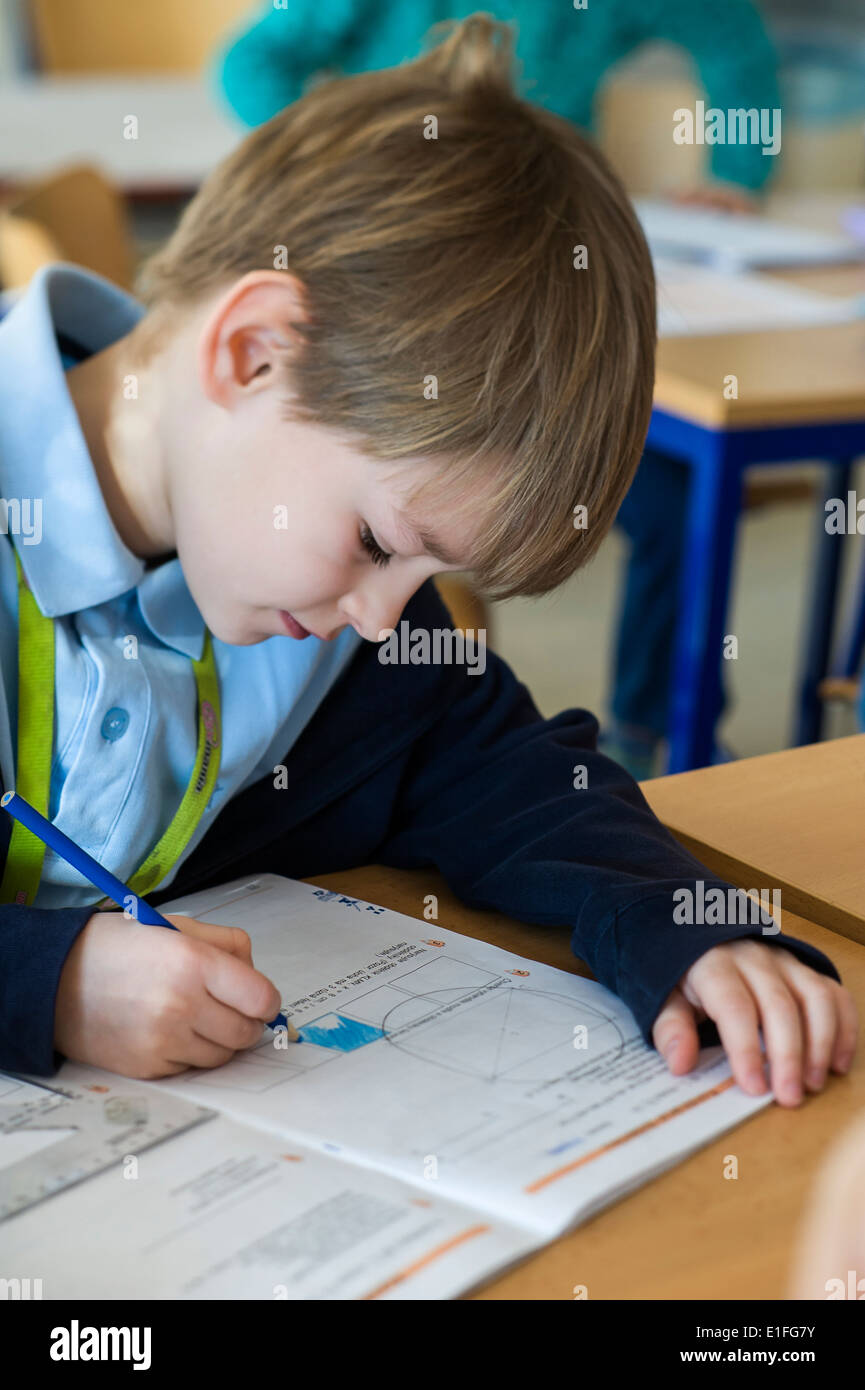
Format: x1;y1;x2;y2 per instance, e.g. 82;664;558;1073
652;940;858;1107
668;184;756;214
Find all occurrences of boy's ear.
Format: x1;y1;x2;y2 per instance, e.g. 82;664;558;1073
198;270;308;408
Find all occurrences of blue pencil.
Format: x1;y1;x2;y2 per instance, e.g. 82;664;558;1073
1;789;293;1036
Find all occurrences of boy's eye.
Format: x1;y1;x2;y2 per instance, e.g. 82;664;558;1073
360;523;392;568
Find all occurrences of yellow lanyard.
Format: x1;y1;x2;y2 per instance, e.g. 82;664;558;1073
0;550;221;907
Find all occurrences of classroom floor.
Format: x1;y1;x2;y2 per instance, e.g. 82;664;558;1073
491;466;864;771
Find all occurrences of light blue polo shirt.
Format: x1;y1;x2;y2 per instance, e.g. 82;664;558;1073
0;264;362;909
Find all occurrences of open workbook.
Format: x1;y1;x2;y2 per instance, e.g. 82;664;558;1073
1;874;773;1299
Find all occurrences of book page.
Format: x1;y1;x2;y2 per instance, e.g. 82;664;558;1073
0;1080;535;1299
150;875;772;1238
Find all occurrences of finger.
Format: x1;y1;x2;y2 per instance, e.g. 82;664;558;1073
773;955;842;1092
165;914;254;963
739;958;804;1106
170;1033;238;1071
130;1057;190;1080
652;987;700;1074
199;946;283;1023
194;994;268;1053
685;955;768;1097
830;984;859;1075
669;188;725;209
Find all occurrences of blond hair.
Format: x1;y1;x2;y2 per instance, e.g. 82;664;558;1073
138;12;656;601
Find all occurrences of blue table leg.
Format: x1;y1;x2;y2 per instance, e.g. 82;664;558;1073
666;438;743;774
837;541;865;679
794;460;854;745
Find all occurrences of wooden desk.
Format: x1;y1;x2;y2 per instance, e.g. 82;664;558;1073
654;228;865;431
303;861;865;1300
649;267;865;768
655;318;865;429
643;735;865;947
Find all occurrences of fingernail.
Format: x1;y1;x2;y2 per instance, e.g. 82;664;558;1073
664;1039;680;1064
835;1053;852;1074
745;1070;766;1094
806;1067;825;1090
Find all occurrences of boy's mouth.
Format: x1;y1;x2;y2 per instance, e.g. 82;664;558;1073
279;610;313;640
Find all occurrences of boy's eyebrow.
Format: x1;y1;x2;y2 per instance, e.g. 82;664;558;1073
393;509;464;568
415;527;463;568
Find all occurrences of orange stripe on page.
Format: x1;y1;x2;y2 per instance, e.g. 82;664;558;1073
525;1076;737;1193
361;1224;491;1299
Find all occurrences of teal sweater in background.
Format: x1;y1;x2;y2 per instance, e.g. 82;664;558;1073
218;0;781;191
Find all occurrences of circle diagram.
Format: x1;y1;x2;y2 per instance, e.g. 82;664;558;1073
381;985;624;1083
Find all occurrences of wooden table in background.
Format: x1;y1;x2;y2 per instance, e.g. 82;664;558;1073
654;317;865;429
0;76;240;196
650;281;865;769
303;860;865;1300
643;735;865;947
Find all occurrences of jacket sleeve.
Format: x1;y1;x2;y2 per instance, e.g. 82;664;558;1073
372;586;841;1047
0;905;94;1076
0;699;97;1075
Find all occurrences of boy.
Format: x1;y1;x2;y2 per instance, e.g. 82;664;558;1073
219;0;782;776
0;17;855;1104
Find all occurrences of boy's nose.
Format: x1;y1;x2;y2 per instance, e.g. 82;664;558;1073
341;575;427;643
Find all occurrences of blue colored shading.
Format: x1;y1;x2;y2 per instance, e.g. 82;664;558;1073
546;1137;583;1156
297;1013;384;1052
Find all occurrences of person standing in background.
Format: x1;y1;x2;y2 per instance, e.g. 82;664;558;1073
218;0;781;777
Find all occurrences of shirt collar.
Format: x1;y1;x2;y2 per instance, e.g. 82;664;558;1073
0;263;205;659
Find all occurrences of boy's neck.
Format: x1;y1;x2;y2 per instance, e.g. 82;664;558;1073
65;336;176;563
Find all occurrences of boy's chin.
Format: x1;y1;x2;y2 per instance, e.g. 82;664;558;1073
203;611;270;646
226;627;273;646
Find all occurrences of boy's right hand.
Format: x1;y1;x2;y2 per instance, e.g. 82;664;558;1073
54;912;283;1080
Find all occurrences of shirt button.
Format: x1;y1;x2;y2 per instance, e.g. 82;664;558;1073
101;707;129;741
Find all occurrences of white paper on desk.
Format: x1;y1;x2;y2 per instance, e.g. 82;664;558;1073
2;874;772;1299
156;876;772;1237
1;1096;536;1300
636;198;864;270
654;257;862;337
